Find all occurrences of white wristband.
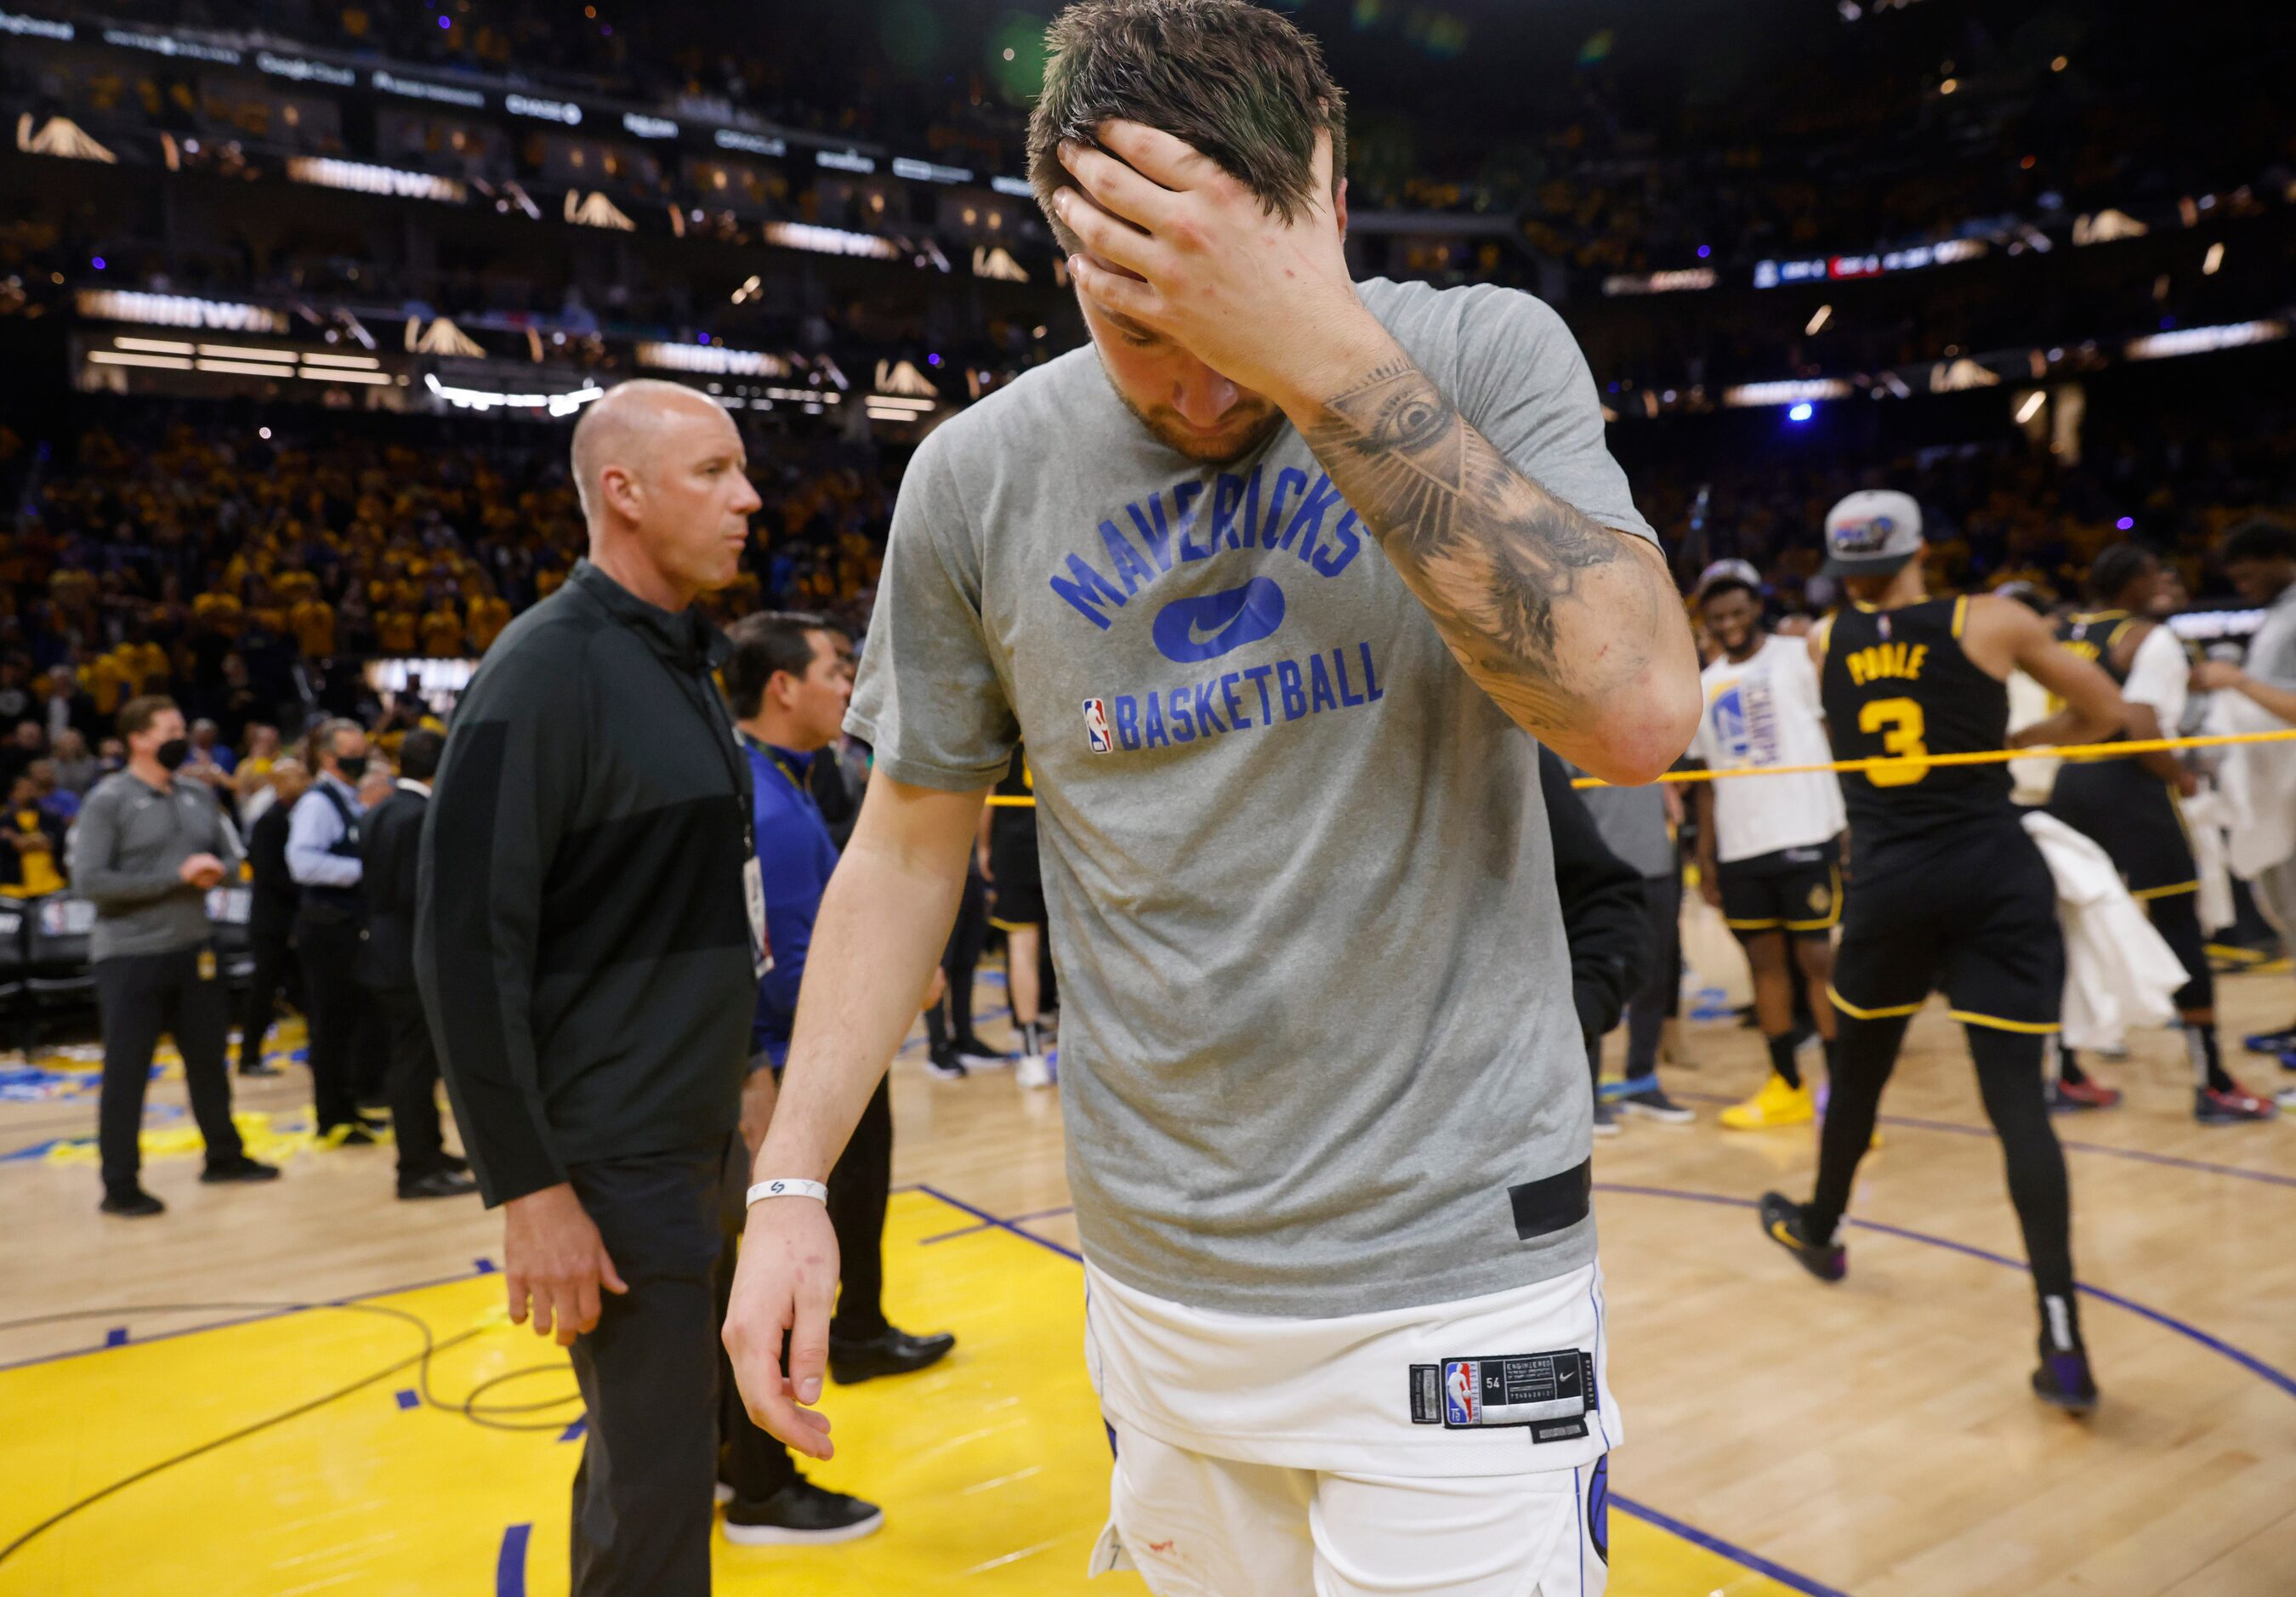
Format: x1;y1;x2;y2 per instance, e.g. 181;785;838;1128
747;1178;828;1207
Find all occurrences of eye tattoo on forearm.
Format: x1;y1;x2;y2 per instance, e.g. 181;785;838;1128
1302;359;1655;730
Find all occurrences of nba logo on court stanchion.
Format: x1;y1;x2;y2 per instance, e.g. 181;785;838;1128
1443;1360;1480;1425
1083;697;1113;753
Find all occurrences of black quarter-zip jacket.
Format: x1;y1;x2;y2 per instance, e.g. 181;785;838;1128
417;560;758;1207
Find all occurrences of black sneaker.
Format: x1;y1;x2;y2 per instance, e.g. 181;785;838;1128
2242;1023;2296;1055
1759;1191;1846;1282
828;1326;957;1384
951;1036;1009;1069
1617;1085;1693;1124
327;1123;379;1146
440;1152;471;1175
398;1168;479;1200
1590;1100;1621;1138
923;1050;968;1081
2032;1341;2100;1414
237;1060;284;1078
201;1157;281;1184
99;1187;166;1218
722;1480;884;1546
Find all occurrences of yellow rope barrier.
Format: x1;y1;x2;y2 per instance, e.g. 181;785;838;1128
1569;727;2296;788
976;728;2296;803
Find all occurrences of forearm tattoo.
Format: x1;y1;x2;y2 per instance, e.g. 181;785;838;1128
1303;359;1663;732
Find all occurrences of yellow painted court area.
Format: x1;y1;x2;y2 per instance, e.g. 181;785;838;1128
0;1189;1802;1596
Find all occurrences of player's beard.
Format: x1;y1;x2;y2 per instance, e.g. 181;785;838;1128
1107;382;1287;464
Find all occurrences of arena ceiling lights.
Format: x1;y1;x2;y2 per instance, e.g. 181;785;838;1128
287;157;466;203
1601;268;1715;298
77;290;289;334
759;222;903;262
0;9;74;40
1719;378;1853;408
423;372;602;417
88;332;391;385
2123;320;2288;361
637;341;794;378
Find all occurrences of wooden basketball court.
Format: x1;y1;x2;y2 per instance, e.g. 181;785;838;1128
3;899;2293;1595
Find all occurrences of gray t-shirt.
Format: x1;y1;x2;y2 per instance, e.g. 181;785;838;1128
850;277;1657;1317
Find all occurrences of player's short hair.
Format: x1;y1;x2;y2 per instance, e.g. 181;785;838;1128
2220;517;2296;565
398;729;445;783
117;695;179;740
723;611;846;719
1028;0;1347;258
2086;543;2158;604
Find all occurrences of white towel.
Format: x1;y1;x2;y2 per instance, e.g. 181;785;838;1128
2178;786;2237;935
2203;690;2296;880
2020;811;2188;1051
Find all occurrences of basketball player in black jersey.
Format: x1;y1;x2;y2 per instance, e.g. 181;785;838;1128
1759;491;2127;1412
2047;545;2275;1122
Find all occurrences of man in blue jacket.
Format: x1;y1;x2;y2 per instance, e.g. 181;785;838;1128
717;610;955;1543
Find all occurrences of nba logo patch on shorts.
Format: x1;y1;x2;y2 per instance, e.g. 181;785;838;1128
1083;697;1113;753
1443;1360;1480;1425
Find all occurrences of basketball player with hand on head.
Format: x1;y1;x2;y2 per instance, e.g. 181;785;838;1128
2045;544;2274;1122
1761;492;2127;1412
1688;561;1847;1131
724;3;1702;1590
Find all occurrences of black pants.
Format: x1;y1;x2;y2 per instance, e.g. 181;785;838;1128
1808;1014;2075;1307
941;865;991;1037
1624;869;1681;1078
371;986;448;1184
566;1138;731;1597
828;1074;894;1343
236;922;299;1072
717;1139;799;1503
96;945;243;1193
295;915;367;1131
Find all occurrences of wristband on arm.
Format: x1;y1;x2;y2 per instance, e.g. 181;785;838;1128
747;1178;828;1208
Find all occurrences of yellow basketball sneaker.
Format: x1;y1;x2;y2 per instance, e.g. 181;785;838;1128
1719;1075;1816;1130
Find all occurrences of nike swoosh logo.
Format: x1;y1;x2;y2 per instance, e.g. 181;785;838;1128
1768;1220;1800;1247
1150;577;1287;664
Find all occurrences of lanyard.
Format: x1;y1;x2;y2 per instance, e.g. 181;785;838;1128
741;733;809;797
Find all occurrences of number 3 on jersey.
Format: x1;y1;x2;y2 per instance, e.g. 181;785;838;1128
1859;696;1930;786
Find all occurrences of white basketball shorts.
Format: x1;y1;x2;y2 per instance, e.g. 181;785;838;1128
1082;1259;1619;1596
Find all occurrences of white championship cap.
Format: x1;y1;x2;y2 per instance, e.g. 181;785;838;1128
1692;557;1764;601
1821;490;1924;578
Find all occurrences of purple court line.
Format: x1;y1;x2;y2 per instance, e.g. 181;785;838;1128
494;1522;531;1597
1594;1181;2296;1401
907;1185;1855;1597
1611;1493;1851;1597
912;1182;1082;1261
0;1259;501;1375
1668;1088;2296;1190
919;1204;1077;1244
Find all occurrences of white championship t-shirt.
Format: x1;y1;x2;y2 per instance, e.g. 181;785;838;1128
2122;622;2190;733
1691;632;1846;862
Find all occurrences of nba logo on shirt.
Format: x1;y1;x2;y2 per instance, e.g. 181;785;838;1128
1443;1360;1480;1425
1083;697;1113;753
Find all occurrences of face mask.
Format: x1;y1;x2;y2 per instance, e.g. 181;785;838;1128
337;753;370;781
156;738;191;770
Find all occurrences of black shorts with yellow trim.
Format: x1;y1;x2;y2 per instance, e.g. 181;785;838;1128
986;823;1045;929
2045;760;2198;900
1829;821;2065;1033
1717;839;1843;941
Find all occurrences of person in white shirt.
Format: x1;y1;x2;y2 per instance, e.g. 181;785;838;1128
2043;544;2276;1123
1689;565;1849;1130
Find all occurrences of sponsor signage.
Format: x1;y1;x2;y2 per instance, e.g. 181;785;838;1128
505;93;583;126
372;70;486;109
